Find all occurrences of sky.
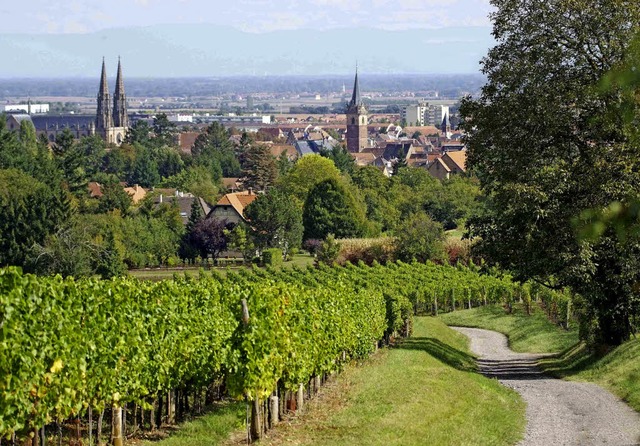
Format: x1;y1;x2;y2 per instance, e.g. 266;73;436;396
0;0;493;34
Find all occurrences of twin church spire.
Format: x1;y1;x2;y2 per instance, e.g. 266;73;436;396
96;58;128;132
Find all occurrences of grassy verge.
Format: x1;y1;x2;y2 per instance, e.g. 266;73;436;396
139;401;245;446
439;304;579;353
258;317;524;446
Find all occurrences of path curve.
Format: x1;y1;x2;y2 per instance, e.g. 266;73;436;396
452;327;640;446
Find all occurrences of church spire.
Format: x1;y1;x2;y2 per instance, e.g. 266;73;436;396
96;58;113;131
113;56;129;128
349;67;362;108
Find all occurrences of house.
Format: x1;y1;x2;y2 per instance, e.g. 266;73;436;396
124;184;147;204
153;189;212;225
88;182;103;198
207;190;259;224
427;150;467;180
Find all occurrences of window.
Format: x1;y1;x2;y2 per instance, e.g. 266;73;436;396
351;117;355;125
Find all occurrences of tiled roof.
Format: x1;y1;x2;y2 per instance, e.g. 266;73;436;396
443;150;466;172
215;191;258;220
30;115;95;131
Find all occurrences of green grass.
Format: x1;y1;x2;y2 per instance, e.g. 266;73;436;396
140;402;245;446
439;304;579;353
260;317;525;446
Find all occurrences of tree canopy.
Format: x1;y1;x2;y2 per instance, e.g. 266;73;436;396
460;0;640;344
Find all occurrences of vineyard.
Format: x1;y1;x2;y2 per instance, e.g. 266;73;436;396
0;261;570;445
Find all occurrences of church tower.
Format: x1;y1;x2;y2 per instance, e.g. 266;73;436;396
113;57;129;129
441;112;452;139
346;69;368;153
96;58;113;133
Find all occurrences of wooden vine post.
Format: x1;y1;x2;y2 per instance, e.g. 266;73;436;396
112;405;123;446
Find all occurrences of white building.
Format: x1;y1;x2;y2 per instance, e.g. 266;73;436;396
5;103;49;114
402;102;450;127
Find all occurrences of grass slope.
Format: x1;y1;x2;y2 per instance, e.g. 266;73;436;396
439;304;640;413
260;317;524;446
140;402;245;446
439;304;579;353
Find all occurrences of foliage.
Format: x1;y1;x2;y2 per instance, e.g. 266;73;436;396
192;122;240;179
190;218;232;262
460;0;640;345
302;178;365;240
339;237;397;266
277;154;342;202
396;213;446;263
319;145;355;175
315;234;341;266
244;188;303;257
0;169;71;269
302;239;321;256
261;248;283;267
240;134;277;192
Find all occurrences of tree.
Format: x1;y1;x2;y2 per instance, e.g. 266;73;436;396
129;146;160;187
190;218;232;262
179;199;205;263
460;0;640;345
192;122;240;178
302;178;365;240
244;188;303;257
97;180;133;215
395;212;445;263
152;113;178;147
0;169;71;269
277;154;342;203
241;135;277;191
125;120;152;146
320;145;355;175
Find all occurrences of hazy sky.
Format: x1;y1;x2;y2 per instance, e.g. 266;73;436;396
1;0;493;34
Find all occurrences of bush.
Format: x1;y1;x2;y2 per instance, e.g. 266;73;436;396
262;248;283;267
340;237;397;266
302;239;322;255
316;234;341;266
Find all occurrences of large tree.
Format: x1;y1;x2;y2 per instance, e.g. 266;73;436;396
461;0;640;344
244;188;303;257
241;134;277;192
302;178;366;240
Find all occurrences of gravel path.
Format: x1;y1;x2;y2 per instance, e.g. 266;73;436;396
452;327;640;446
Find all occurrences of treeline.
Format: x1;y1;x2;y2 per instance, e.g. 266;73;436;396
0;112;482;277
0;260;549;444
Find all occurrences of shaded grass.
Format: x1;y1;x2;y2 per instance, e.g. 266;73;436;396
439;304;579;353
540;339;640;412
140;401;245;446
259;317;524;446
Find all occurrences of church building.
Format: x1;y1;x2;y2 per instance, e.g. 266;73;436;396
95;57;129;145
346;70;368;153
5;59;130;146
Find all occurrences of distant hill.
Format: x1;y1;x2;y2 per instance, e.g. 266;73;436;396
0;25;493;78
